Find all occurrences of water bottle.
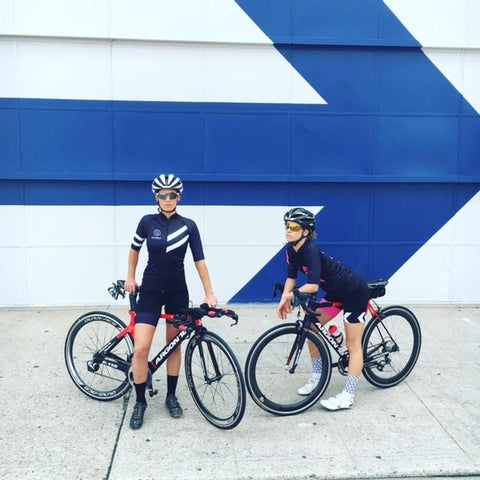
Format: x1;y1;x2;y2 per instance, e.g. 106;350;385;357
328;325;344;345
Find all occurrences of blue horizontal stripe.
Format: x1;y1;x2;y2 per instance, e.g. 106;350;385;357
2;173;480;184
2;179;478;209
0;98;478;183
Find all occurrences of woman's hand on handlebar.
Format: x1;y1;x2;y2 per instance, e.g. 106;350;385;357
203;292;218;308
125;278;138;295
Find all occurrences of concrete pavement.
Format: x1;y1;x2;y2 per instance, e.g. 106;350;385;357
0;304;479;480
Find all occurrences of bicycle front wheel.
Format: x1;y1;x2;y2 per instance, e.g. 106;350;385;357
64;311;133;401
362;306;421;388
184;331;246;430
245;324;332;416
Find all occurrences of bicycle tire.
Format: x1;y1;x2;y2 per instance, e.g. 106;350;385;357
184;331;246;430
245;323;332;416
64;311;133;401
362;306;421;388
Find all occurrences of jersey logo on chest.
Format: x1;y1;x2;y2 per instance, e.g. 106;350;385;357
151;228;162;240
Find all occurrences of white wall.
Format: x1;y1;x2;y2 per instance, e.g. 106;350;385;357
0;205;321;306
384;192;480;304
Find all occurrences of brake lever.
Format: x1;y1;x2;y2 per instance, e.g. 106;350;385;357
272;282;284;298
229;314;238;327
108;281;126;300
107;284;118;299
201;304;239;326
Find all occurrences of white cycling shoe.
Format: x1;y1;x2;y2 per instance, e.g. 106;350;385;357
320;391;354;411
297;378;320;396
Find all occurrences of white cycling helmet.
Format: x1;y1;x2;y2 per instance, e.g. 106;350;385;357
151;174;184;195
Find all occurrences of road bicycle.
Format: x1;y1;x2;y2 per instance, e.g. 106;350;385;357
64;280;246;429
245;280;421;416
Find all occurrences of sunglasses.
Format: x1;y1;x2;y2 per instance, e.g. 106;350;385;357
285;223;302;232
158;192;179;200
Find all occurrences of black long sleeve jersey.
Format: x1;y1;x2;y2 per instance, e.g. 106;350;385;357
131;212;205;292
286;240;363;299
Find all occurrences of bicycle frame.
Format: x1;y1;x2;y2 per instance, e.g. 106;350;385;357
293;297;385;371
96;282;240;387
91;308;222;389
91;310;193;374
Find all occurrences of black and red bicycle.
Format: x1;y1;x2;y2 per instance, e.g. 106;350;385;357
245;280;422;416
64;280;246;429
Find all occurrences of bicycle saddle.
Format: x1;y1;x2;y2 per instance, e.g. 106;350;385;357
367;279;389;298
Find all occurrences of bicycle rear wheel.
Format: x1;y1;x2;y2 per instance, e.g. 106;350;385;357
245;324;332;416
184;331;246;429
64;311;133;401
362;306;421;388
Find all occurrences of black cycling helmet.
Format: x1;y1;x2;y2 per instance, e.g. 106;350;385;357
284;207;315;231
151;174;184;195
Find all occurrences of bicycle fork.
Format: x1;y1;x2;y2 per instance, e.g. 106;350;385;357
196;337;222;384
285;311;325;373
284;328;309;374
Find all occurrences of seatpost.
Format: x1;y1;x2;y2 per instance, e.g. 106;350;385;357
129;293;137;312
302;312;316;328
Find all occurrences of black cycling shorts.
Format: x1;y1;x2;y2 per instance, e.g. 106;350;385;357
326;281;370;324
135;288;189;327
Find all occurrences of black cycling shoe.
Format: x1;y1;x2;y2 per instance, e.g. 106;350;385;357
165;394;183;418
130;402;147;429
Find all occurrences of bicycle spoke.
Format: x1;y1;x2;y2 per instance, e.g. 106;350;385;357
93;369;125;383
362;307;421;388
65;313;132;400
185;333;245;427
245;324;332;416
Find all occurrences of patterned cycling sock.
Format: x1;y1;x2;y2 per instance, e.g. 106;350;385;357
167;375;179;396
343;374;359;396
134;381;147;404
312;357;322;381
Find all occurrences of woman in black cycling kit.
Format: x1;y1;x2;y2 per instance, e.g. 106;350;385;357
277;208;370;411
125;174;217;429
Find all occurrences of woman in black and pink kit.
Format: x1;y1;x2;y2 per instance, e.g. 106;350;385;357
277;208;370;411
125;174;217;429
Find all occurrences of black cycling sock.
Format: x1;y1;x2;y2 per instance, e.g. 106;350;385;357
134;382;147;404
167;375;179;396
